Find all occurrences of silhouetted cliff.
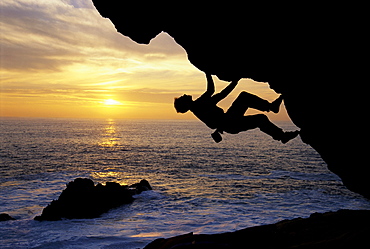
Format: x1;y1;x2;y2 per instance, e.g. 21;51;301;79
144;210;370;249
92;2;369;198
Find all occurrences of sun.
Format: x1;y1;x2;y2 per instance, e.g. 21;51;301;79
103;99;121;106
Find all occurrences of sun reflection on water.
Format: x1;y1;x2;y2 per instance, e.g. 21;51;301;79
92;171;120;178
130;232;164;238
90;170;129;186
98;119;120;148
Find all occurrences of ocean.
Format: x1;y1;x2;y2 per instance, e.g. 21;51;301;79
1;118;369;248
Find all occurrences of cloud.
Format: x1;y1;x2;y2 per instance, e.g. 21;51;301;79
0;0;186;73
116;88;178;104
62;0;95;9
0;0;230;119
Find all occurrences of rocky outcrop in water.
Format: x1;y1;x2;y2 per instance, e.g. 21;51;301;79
0;213;15;221
92;2;369;198
34;178;152;221
144;209;370;249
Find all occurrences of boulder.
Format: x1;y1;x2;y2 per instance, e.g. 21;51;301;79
130;179;152;194
144;209;370;249
92;2;369;198
34;178;152;221
0;213;15;221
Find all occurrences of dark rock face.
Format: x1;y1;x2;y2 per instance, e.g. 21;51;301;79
92;2;369;198
144;209;370;249
34;178;152;221
0;213;15;221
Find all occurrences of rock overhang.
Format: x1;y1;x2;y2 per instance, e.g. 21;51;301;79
92;1;369;198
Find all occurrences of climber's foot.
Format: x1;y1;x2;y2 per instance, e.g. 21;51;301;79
270;95;283;113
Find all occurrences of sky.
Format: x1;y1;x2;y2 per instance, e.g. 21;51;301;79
0;0;290;121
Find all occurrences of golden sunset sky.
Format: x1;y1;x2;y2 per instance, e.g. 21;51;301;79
1;0;290;120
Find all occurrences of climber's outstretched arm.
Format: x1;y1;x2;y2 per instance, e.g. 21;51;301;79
198;73;215;99
205;73;215;96
212;78;240;103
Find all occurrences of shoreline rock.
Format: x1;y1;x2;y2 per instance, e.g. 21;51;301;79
34;178;152;221
0;213;15;221
144;209;370;249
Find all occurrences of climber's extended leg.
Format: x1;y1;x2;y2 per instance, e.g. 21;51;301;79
253;114;299;143
223;114;298;143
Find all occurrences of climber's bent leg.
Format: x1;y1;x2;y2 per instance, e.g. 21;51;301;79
226;91;271;116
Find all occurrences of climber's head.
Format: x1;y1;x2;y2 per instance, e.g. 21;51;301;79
174;94;193;113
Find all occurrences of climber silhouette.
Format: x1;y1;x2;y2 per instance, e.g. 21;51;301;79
174;73;299;143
